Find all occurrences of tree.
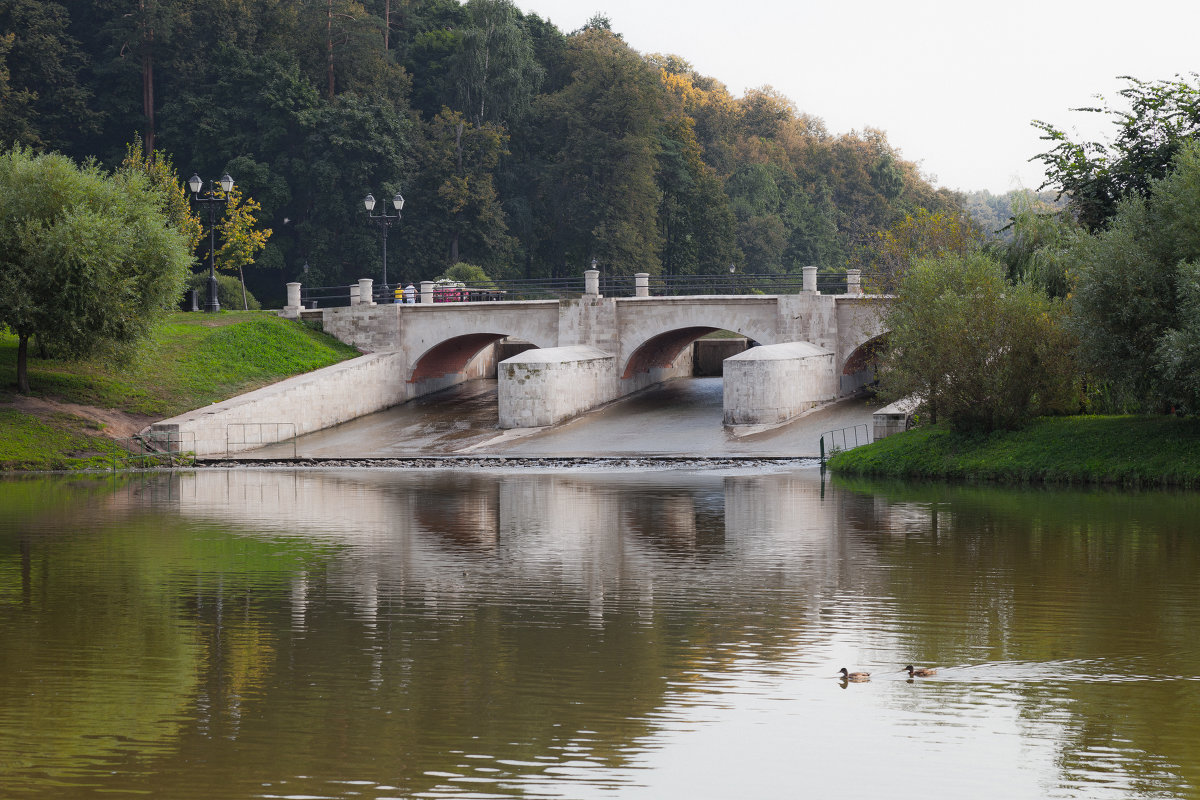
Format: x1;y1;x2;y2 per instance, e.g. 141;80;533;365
870;207;983;291
450;0;542;128
407;108;512;271
1066;139;1200;413
0;0;97;151
0;147;192;393
534;27;664;274
994;192;1080;299
1033;74;1200;232
216;186;273;310
879;251;1077;432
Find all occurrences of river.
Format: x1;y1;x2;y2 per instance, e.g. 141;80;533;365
2;465;1199;799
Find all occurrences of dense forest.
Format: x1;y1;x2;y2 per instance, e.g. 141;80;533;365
1;0;967;304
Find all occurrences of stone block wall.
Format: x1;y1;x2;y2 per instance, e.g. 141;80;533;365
320;304;401;353
498;346;617;428
722;342;836;426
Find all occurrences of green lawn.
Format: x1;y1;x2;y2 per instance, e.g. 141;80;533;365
827;415;1200;487
1;312;359;470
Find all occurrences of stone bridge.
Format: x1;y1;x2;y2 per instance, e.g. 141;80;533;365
152;269;889;455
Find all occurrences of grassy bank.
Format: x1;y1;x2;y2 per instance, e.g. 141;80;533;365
1;312;359;470
827;415;1200;487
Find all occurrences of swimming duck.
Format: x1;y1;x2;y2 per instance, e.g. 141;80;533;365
904;664;937;677
838;667;870;682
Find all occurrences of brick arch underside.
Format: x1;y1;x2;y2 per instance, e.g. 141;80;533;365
409;333;512;383
842;333;888;375
621;326;720;379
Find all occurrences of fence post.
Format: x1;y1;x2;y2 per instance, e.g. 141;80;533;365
634;273;649;297
420;280;434;304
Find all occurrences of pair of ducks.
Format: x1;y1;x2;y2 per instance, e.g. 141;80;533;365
838;665;936;682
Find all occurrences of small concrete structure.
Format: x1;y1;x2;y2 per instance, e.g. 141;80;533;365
722;342;836;426
872;396;919;440
498;346;616;428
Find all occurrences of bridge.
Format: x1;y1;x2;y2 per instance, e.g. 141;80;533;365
151;268;889;456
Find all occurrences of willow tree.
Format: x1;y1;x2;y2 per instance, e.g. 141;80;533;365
0;148;192;393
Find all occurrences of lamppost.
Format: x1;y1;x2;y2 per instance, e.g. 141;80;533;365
729;263;736;294
364;190;404;300
187;172;234;313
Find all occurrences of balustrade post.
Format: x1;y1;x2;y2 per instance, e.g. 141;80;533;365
283;282;302;318
634;273;649;297
420;280;434;304
803;265;818;294
584;269;600;296
358;278;375;306
846;269;862;296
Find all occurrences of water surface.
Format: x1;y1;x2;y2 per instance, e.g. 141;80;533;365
2;468;1199;798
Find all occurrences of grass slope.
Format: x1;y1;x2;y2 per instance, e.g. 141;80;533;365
1;312;359;470
827;415;1200;487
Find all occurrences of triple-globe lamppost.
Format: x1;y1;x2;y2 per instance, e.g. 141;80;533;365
364;191;404;301
187;172;234;313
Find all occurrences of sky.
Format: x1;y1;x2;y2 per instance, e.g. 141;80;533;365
514;0;1199;194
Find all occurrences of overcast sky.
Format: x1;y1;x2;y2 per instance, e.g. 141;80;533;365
514;0;1199;194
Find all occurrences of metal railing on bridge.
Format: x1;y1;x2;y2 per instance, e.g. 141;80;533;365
297;271;888;309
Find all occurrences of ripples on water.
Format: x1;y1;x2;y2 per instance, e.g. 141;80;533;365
1;468;1200;799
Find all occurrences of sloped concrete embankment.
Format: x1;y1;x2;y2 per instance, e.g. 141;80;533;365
147;352;408;457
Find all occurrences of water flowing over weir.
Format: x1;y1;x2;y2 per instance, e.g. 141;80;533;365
243;377;879;460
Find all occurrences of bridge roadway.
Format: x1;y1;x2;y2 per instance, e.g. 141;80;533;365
151;270;888;457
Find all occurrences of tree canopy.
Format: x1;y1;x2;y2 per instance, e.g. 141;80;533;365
879;251;1077;432
0;147;193;393
0;0;962;303
1064;139;1200;413
1033;74;1200;232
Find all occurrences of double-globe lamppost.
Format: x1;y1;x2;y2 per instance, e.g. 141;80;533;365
187;172;234;313
364;191;404;301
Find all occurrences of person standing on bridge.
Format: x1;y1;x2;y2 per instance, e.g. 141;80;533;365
403;283;416;304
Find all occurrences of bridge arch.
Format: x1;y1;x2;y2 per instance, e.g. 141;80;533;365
410;333;518;382
615;298;781;379
399;301;560;385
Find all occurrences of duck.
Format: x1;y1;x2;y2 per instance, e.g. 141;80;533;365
837;667;870;682
904;664;937;677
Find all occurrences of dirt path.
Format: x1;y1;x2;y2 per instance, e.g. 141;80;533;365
8;395;157;439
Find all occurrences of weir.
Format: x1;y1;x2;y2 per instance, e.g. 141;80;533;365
149;270;889;456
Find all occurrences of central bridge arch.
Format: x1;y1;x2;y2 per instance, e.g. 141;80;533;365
613;297;782;379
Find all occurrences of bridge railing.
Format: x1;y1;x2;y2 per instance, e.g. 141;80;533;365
295;270;889;308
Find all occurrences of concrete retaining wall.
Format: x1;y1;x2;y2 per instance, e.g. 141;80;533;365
498;346;617;428
693;338;749;376
147;352;406;456
722;341;836;426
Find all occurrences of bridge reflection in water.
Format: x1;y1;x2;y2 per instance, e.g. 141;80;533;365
8;469;1200;798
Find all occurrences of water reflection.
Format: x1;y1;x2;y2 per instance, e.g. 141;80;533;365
1;469;1199;798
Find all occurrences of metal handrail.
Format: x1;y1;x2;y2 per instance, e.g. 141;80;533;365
818;423;872;464
227;422;298;457
110;430;196;471
298;271;887;308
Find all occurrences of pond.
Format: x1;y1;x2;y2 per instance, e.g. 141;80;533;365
2;466;1198;798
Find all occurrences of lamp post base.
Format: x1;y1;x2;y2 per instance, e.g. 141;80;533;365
205;274;221;313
